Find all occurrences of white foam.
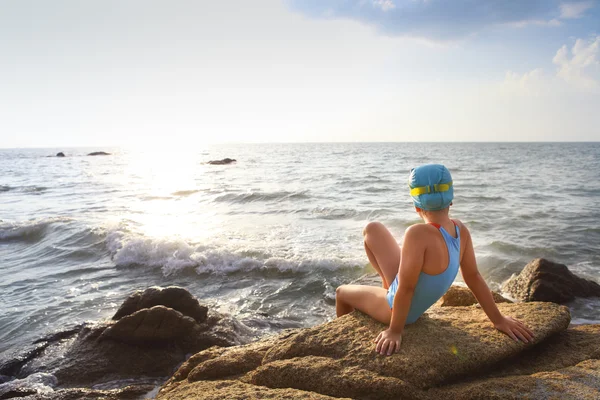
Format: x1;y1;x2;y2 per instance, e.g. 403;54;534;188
0;373;57;396
105;228;362;276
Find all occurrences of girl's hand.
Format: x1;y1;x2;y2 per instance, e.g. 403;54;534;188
494;315;534;343
375;328;402;355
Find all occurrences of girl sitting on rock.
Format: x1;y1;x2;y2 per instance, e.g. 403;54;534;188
335;164;534;356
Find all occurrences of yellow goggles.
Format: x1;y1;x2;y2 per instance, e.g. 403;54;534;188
409;181;452;197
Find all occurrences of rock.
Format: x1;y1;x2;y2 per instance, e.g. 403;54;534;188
158;380;343;400
207;158;236;165
87;152;111;156
112;286;208;324
437;285;511;307
55;152;65;157
14;384;155;399
502;258;600;303
431;358;600;400
481;324;600;379
102;306;199;344
8;287;252;388
159;302;571;400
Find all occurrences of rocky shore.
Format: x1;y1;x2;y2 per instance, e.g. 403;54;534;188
1;258;599;399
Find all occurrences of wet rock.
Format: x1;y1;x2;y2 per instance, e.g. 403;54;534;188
502;258;600;303
17;384;155;399
55;153;65;157
207;158;236;165
160;302;571;400
437;285;511;307
112;286;207;324
87;152;111;156
8;287;252;389
102;306;198;344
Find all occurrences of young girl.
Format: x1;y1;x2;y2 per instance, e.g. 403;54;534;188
335;164;534;356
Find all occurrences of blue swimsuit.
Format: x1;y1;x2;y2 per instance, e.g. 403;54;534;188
386;222;461;324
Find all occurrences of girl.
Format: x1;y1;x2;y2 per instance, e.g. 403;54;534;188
335;164;534;356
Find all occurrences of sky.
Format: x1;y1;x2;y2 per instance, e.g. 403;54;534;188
0;0;599;147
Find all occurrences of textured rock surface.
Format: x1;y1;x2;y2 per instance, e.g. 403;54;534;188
159;302;572;400
437;285;511;307
158;380;344;400
112;286;208;324
6;287;253;389
503;258;600;303
432;359;600;400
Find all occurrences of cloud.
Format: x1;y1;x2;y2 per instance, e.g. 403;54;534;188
501;68;546;95
500;36;600;94
559;1;594;18
553;36;600;90
287;0;569;40
373;0;396;12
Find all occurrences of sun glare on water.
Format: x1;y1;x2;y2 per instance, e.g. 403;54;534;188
118;145;223;241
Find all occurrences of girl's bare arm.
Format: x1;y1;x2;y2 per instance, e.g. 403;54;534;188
460;225;534;342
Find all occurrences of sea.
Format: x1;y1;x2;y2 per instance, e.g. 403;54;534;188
1;142;599;365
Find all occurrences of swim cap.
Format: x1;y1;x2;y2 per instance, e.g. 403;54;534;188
408;164;453;211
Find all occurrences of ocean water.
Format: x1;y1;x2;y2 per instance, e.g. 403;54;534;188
1;143;599;362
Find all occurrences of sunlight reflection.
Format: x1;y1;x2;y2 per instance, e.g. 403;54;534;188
119;146;223;241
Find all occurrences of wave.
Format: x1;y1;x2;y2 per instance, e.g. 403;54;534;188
105;229;361;276
0;373;57;397
0;185;10;192
0;217;71;242
19;185;47;194
484;240;558;258
213;190;310;204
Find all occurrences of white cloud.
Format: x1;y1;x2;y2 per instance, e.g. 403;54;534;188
559;1;595;19
372;0;396;12
508;18;562;28
553;36;600;90
501;68;546;95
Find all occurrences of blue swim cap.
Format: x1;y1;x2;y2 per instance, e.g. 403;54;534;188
408;164;453;211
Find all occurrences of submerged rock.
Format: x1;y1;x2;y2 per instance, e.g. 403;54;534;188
207;158;236;165
503;258;600;303
87;152;111;156
159;302;571;400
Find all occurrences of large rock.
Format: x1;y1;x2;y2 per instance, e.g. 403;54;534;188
503;258;600;303
159;302;571;400
157;380;343;400
7;287;253;389
432;358;600;400
437;285;511;307
112;286;208;323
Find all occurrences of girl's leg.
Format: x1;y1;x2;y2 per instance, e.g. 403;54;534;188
335;284;391;324
363;222;401;289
